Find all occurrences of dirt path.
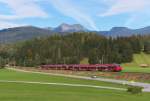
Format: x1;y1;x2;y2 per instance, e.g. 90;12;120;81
6;68;150;92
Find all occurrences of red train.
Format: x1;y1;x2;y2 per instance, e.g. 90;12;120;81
40;64;123;72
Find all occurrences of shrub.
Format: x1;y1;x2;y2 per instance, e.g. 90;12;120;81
127;86;143;94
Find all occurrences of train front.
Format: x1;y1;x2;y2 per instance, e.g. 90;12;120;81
113;64;123;72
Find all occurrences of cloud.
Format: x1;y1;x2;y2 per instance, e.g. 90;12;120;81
49;0;98;30
0;0;48;20
0;21;26;29
0;0;48;29
100;0;150;16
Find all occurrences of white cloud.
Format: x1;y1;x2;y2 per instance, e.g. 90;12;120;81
100;0;150;16
0;0;48;20
0;15;19;20
0;21;26;29
49;0;98;30
0;0;48;29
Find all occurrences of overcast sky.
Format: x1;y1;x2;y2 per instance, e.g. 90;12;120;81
0;0;150;30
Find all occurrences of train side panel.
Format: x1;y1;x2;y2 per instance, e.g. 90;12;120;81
40;64;123;72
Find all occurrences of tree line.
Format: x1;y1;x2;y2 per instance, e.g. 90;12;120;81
0;32;150;67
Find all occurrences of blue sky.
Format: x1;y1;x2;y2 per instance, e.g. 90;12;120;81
0;0;150;31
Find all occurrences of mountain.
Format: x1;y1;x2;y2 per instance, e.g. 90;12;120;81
53;23;88;33
0;26;53;43
45;27;54;30
99;26;150;37
0;24;150;44
134;26;150;34
0;24;88;43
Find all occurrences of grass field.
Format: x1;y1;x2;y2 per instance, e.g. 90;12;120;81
121;66;150;73
0;69;150;101
0;69;124;88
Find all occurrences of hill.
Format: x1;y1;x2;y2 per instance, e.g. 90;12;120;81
123;53;150;67
0;23;88;43
122;53;150;73
99;26;150;37
0;24;150;43
0;26;53;43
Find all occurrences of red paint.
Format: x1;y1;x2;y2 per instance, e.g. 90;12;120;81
40;64;123;72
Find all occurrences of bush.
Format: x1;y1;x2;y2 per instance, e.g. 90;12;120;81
127;86;143;94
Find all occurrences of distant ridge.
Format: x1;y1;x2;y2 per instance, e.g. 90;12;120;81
0;23;150;43
0;23;88;43
0;26;52;43
99;26;150;36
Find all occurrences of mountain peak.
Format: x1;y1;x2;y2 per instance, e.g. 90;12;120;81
60;23;70;26
53;23;88;32
110;27;131;31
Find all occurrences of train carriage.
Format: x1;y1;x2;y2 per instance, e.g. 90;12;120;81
40;64;122;72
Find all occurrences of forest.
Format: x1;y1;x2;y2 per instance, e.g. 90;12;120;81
0;32;150;67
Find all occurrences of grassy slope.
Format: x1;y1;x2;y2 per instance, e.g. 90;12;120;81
123;53;150;66
0;69;150;101
122;53;150;73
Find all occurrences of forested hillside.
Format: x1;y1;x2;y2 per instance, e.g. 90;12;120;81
0;32;150;67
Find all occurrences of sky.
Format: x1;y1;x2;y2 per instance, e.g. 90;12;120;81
0;0;150;31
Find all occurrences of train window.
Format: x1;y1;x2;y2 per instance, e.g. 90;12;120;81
114;63;120;66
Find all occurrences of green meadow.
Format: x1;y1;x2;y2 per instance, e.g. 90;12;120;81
122;53;150;73
0;69;150;101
